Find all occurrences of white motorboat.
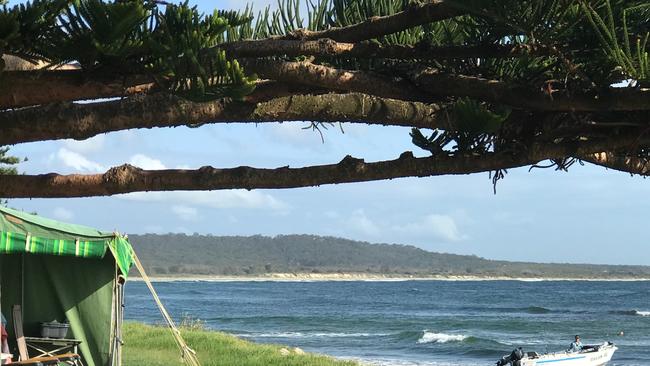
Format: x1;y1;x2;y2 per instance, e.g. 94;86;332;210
497;342;617;366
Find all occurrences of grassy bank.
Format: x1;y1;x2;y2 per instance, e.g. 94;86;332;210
123;322;358;366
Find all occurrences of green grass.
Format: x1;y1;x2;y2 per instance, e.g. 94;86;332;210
122;322;359;366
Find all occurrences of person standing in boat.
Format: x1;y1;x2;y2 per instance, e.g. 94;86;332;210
568;335;583;353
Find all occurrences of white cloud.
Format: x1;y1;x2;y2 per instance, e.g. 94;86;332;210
63;135;105;154
393;214;466;242
348;209;381;237
172;205;200;221
55;148;104;172
129;154;166;170
119;190;289;211
52;207;74;221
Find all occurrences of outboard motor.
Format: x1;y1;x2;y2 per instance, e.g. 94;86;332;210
496;348;525;366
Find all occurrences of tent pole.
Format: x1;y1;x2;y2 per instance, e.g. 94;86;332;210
0;255;2;329
117;279;124;366
109;265;116;366
20;254;24;316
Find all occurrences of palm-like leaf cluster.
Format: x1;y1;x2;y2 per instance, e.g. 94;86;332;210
1;0;255;99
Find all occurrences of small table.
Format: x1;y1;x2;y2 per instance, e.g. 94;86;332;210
23;337;82;363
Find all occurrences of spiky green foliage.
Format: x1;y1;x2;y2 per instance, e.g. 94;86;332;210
2;0;649;166
1;0;255;99
146;2;255;100
0;147;20;204
582;0;650;83
51;0;151;68
0;0;70;67
213;0;646;91
0;147;19;175
411;99;509;155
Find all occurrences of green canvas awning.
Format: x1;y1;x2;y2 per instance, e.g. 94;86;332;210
0;205;134;278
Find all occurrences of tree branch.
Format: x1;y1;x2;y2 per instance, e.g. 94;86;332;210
244;59;430;102
0;153;529;198
579;152;650;175
283;0;462;42
0;70;153;109
0;0;461;109
7;61;649;113
221;39;552;59
413;71;650;111
0;93;448;145
0;132;645;198
1;59;430;109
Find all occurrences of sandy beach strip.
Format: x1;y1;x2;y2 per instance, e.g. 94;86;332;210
129;273;650;282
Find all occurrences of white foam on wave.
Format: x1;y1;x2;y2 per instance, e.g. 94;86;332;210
636;310;650;316
239;331;389;338
417;331;467;344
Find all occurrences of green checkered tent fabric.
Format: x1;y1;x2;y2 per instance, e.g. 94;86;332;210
0;205;133;276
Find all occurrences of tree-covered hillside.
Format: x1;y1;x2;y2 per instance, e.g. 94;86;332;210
129;234;650;278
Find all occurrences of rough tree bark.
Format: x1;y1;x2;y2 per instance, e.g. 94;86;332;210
0;132;644;198
281;0;462;42
413;71;650;112
244;59;431;102
580;152;650;175
5;62;649;112
221;39;553;59
0;70;152;109
2;0;650;200
0;93;448;145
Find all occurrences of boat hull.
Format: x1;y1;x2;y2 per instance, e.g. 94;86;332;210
520;344;617;366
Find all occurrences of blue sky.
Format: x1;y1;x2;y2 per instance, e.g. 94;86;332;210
5;0;650;265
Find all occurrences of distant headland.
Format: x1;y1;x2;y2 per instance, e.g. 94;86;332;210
129;233;650;280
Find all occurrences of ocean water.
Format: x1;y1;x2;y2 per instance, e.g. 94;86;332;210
124;280;650;365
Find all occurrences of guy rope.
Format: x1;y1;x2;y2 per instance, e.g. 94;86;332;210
131;250;202;366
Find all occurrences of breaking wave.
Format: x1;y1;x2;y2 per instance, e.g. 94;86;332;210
610;310;650;316
417;331;468;344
